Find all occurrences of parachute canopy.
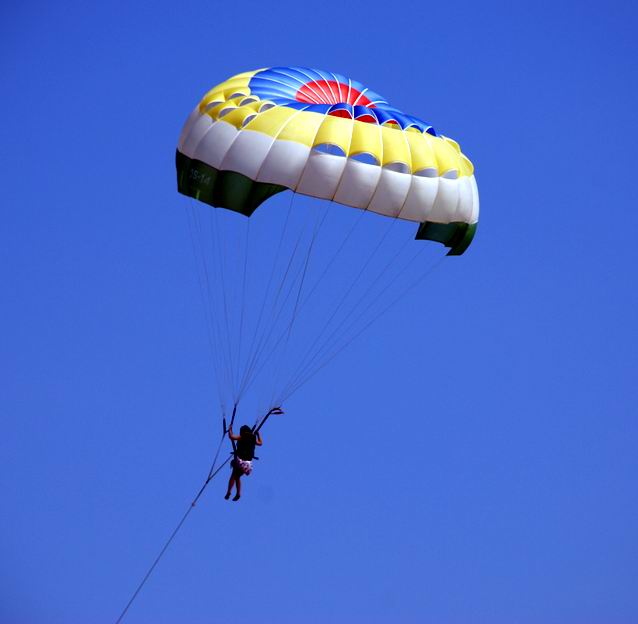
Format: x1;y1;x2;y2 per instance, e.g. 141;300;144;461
176;66;478;255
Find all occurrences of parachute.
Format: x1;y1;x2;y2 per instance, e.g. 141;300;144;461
176;66;479;416
114;71;480;618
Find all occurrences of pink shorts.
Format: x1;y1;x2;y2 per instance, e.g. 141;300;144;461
232;458;253;476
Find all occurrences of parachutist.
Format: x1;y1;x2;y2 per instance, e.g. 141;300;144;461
225;425;262;501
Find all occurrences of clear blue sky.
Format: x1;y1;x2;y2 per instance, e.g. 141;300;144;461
2;1;637;623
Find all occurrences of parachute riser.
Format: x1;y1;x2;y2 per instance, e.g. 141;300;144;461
228;404;238;455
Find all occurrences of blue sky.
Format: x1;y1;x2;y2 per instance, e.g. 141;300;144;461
2;1;637;623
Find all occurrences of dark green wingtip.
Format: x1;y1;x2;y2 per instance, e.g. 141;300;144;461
176;150;287;217
415;221;477;256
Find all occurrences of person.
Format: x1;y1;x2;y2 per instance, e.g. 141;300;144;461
224;425;261;501
224;407;283;501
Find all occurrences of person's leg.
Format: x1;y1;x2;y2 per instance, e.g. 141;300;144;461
233;474;242;501
225;471;236;499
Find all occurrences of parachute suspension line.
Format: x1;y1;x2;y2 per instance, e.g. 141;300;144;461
114;428;230;624
238;233;305;398
184;202;216;381
235;219;251;399
242;197;330;408
237;220;306;400
278;222;418;401
236;192;295;401
189;202;229;407
244;204;377;405
266;200;332;409
299;206;369;309
193;203;234;410
184;201;226;410
238;193;319;400
279;238;426;402
279;243;423;402
279;250;447;403
210;206;238;400
274;214;400;402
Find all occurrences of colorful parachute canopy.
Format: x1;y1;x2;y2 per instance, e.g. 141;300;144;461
177;66;478;255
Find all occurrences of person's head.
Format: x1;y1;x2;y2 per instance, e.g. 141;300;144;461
240;425;252;438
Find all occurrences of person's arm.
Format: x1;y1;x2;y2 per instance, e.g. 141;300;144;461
255;431;263;446
228;426;241;442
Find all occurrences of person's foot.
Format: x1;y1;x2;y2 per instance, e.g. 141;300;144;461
232;494;241;501
224;492;231;500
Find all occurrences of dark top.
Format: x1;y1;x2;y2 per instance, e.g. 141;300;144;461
236;434;256;461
